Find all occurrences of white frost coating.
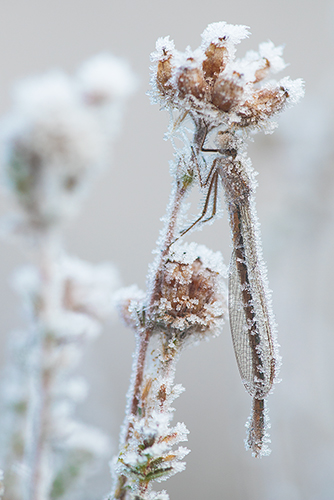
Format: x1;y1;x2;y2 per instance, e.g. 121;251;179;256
61;255;121;321
258;41;286;73
280;76;305;105
151;36;176;63
201;21;250;50
77;53;138;103
169;240;227;276
12;71;75;115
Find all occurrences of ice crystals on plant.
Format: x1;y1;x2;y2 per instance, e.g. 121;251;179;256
150;21;304;132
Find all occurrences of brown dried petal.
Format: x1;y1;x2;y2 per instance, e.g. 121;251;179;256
202;43;228;82
177;66;206;100
211;75;243;112
253;58;270;83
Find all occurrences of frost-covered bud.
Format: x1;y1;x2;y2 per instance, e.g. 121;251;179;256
151;243;226;341
202;43;228;82
156;51;175;96
176;62;207;100
0;72;105;229
237;84;289;127
211;73;244;112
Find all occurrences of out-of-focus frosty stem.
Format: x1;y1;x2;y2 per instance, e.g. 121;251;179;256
24;231;61;500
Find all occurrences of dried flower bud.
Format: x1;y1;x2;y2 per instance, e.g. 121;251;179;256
156;52;175;95
152;243;226;340
211;73;243;112
237;85;289;127
176;63;207;100
202;43;228;81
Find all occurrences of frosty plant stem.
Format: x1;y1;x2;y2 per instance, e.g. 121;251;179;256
127;162;191;426
112;21;303;500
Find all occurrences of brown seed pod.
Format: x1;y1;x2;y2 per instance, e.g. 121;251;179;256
202;43;228;82
211;74;243;112
176;63;206;100
156;52;174;95
237;86;288;126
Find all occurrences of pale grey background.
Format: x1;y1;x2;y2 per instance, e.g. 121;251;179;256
0;1;334;499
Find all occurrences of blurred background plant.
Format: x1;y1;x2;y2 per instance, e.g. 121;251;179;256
0;53;137;499
0;1;333;500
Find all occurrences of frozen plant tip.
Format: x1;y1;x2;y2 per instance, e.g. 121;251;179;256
149;21;304;459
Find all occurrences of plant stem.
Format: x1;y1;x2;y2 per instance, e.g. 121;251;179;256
114;169;189;500
25;231;61;500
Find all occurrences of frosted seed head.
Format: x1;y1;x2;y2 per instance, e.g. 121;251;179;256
150;242;226;341
202;43;228;81
211;73;244;112
0;71;106;229
151;37;177;101
278;76;305;106
235;84;291;129
150;22;303;138
176;63;207;100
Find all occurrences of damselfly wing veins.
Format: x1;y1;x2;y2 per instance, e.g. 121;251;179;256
179;123;278;455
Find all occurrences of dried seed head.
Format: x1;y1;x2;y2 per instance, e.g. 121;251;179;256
211;73;243;112
176;63;207;100
202;43;228;81
152;243;226;340
150;23;303;135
